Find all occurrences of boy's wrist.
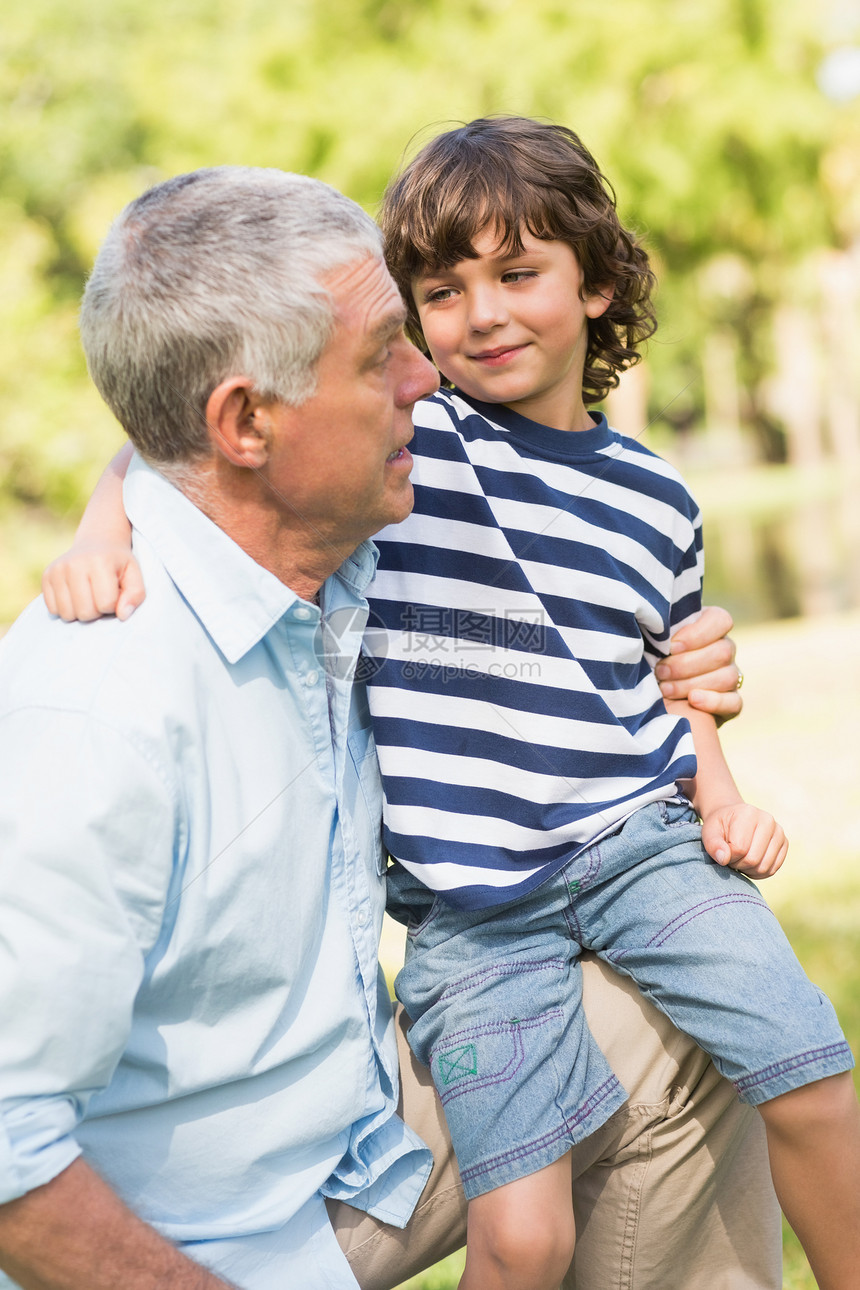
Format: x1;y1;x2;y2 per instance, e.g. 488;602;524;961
699;797;745;824
680;778;744;823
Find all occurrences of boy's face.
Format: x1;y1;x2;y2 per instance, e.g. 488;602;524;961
412;226;611;432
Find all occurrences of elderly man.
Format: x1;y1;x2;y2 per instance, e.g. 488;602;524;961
0;168;779;1290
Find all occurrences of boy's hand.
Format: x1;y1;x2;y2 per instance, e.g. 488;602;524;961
42;541;145;623
658;606;742;722
701;803;788;879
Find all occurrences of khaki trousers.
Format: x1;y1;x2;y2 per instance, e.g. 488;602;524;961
328;953;782;1289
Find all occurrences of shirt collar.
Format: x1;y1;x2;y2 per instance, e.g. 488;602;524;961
124;454;375;664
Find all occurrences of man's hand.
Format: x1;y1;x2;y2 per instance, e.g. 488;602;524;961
0;1159;235;1290
42;541;145;623
657;606;742;722
701;803;788;879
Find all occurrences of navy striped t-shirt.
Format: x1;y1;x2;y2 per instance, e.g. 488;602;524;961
365;389;702;910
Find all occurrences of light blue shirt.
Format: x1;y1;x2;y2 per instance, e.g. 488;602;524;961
0;456;431;1289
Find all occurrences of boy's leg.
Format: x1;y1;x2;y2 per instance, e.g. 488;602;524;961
330;972;782;1290
758;1071;860;1289
461;1155;575;1290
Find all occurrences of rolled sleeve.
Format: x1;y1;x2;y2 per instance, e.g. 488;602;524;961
0;1097;82;1202
0;705;176;1202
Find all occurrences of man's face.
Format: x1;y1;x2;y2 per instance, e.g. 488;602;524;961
266;255;438;552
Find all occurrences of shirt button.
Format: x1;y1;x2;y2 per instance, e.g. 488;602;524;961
357;908;368;927
294;606;312;621
305;669;320;686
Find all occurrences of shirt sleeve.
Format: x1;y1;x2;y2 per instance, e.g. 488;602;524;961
642;502;704;668
0;706;177;1202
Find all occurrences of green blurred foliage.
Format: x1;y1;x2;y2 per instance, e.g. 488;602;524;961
2;0;859;616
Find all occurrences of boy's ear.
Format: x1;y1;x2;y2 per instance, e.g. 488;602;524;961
584;282;615;320
204;378;272;469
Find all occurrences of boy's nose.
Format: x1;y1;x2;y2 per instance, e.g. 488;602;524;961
467;287;509;332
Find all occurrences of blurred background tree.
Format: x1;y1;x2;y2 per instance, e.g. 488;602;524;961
1;0;859;620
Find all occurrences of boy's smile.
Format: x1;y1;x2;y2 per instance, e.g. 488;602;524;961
413;226;612;432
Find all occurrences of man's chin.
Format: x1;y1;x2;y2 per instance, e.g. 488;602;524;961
381;481;415;528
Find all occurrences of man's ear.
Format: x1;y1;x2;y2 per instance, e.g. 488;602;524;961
584;282;615;320
204;378;272;469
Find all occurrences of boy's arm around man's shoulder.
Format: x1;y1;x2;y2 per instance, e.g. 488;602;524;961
42;441;141;623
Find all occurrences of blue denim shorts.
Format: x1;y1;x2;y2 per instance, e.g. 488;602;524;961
390;799;854;1199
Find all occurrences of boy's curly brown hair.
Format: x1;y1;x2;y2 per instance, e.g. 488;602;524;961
381;116;656;405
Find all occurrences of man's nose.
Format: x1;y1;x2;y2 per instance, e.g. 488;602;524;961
398;343;439;407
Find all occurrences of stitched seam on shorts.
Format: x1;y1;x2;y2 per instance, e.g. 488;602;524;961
562;842;602;938
577;839;603;890
432;1010;560;1054
406;897;441;939
734;1041;854;1095
435;1013;560;1104
612;893;770;961
438;956;565;1003
458;1075;620;1185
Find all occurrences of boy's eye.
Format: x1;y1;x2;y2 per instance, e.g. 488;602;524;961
501;269;537;284
422;286;456;304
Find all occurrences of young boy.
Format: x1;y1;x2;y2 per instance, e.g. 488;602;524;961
46;118;859;1289
362;117;859;1290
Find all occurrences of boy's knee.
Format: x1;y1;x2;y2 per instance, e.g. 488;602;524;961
467;1199;575;1287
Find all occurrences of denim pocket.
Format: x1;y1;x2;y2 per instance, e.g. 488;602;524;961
431;1012;560;1106
657;797;700;830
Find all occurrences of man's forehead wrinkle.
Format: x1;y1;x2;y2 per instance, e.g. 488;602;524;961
326;255;406;343
324;253;382;294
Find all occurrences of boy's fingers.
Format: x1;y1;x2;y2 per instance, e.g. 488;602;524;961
116;562;146;621
730;816;786;878
41;573;58;617
91;564;126;616
49;578;78;623
701;815;733;865
753;828;788;879
740;814;771;865
68;568;101;622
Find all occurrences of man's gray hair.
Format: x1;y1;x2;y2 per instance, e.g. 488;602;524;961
79;167;383;464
